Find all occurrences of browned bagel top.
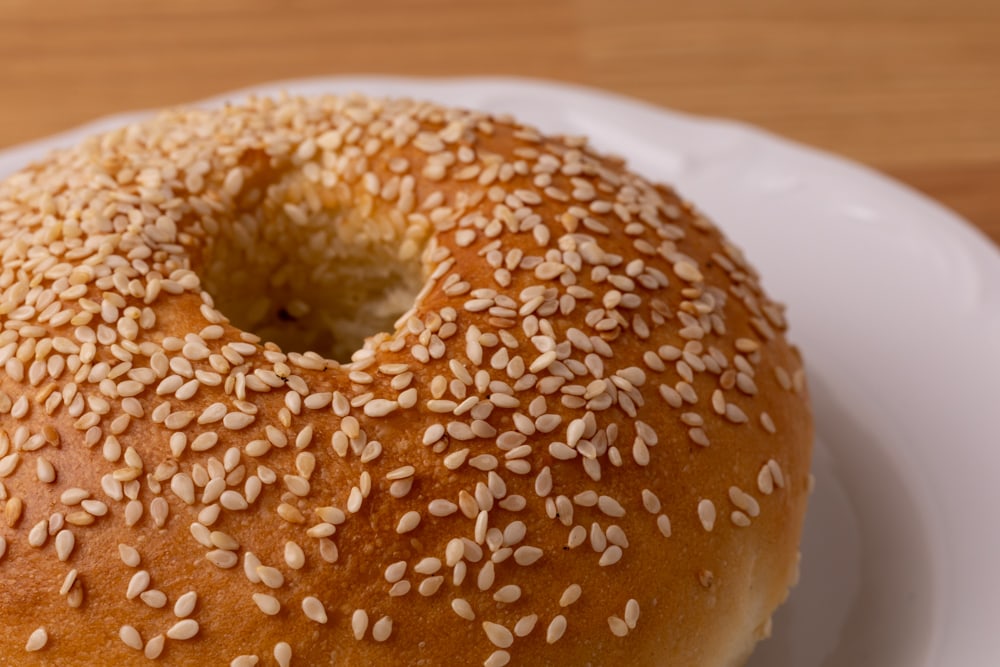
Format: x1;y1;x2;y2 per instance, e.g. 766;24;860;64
0;94;811;666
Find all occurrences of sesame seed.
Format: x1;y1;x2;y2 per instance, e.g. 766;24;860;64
285;541;306;570
698;499;717;531
26;627;48;652
548;442;577;460
284;474;311;497
483;622;514;648
608;615;629;637
257;566;284;589
372;616;393;642
0;453;20;478
422;424;445;445
566;525;587;549
352;609;369;639
768;459;786;488
209;530;240;551
760;411;777;433
254;593;281;616
144;635;165;660
758;464;776;494
396;510;421;534
220;490;249;511
65;511;95;527
120;625;143;650
428;499;458;517
414;557;442;575
170;473;196;505
625;599;641;629
606;525;629;549
126;570;150;599
274;642;292;667
302;596;328;623
599;545;624;566
513;546;543;566
689;428;710;447
559;584;582;607
419;576;445;597
174;591;197;618
140;589;167;609
729;486;761;517
27;514;53;543
55;530;75;561
36;457;56;483
346;488;363;514
444;449;470;470
388;580;410;599
223;411;255;430
485;651;511;667
641;489;662;514
478;560;496;590
732;511;752;527
384;561;407;584
590;522;608;552
166;619;199;640
306;522;336;539
546;615;567;643
60;487;90;505
510;615;536;639
124;501;142;527
451;598;475;621
493;584;522;603
597;495;626;518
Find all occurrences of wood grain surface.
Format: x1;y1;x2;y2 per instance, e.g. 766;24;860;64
1;0;996;245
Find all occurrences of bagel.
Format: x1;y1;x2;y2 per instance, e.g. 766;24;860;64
0;93;812;666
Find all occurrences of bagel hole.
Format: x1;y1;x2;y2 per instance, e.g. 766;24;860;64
199;185;433;363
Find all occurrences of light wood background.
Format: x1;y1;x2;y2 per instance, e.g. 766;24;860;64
1;0;997;245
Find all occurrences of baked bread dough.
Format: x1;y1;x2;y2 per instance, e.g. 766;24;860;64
0;94;812;666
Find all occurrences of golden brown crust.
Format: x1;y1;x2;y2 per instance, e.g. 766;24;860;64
0;94;811;666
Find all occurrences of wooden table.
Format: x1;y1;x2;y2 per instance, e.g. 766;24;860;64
1;0;997;246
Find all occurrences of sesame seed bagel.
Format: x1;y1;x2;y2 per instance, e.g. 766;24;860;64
0;94;812;666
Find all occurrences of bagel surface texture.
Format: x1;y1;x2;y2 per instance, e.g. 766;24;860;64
0;94;812;666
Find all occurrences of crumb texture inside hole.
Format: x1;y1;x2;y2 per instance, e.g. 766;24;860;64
198;171;432;362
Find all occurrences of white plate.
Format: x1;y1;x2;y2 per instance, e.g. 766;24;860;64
3;76;998;667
